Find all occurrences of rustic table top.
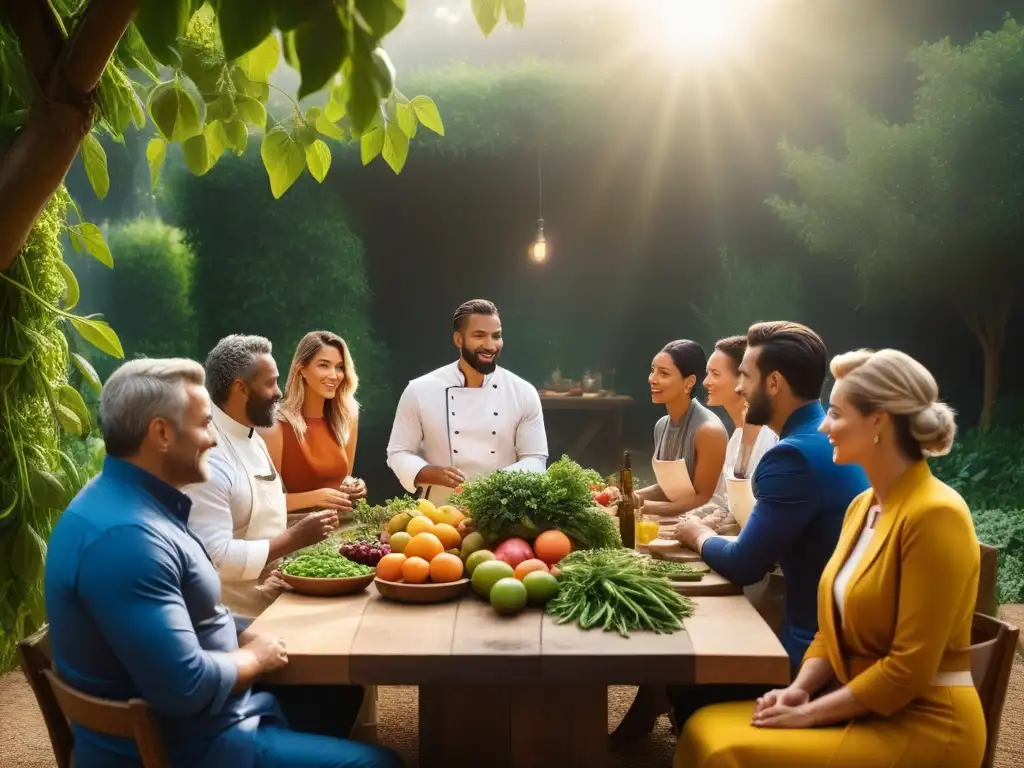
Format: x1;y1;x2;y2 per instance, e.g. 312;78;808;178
248;589;789;688
538;394;634;411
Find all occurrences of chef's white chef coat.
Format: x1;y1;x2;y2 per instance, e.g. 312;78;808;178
387;361;548;505
184;405;287;617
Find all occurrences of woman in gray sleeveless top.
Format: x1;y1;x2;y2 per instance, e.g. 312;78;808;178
637;340;728;522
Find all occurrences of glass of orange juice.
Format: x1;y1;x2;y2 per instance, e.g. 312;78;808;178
635;518;659;546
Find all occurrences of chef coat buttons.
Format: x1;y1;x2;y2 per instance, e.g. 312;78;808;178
490;450;495;454
492;431;496;435
492;384;497;389
455;431;460;435
493;412;498;416
451;412;455;416
454;450;459;454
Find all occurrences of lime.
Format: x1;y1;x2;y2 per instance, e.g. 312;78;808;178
471;559;514;597
389;531;411;554
460;532;486;562
465;549;495;576
387;512;412;535
489;577;528;615
522;571;560;604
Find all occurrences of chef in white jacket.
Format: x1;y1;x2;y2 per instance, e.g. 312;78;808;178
185;334;340;618
387;299;549;505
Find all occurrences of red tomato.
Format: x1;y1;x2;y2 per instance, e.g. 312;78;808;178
594;491;611;505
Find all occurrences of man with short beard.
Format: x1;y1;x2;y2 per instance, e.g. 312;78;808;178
387;299;548;505
670;322;869;728
185;334;343;619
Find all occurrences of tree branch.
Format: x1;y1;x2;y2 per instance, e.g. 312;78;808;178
0;0;65;86
0;0;138;272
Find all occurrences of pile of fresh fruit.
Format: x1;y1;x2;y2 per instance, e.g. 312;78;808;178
467;529;570;616
376;498;476;585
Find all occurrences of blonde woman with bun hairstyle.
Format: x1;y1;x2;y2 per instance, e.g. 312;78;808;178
675;349;985;768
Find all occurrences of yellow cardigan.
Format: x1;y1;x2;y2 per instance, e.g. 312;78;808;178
803;459;978;715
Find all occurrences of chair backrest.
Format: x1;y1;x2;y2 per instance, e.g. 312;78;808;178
42;669;171;768
970;612;1019;768
16;625;73;768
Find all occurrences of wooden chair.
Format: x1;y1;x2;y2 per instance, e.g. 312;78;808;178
970;611;1019;768
18;624;171;768
16;625;73;768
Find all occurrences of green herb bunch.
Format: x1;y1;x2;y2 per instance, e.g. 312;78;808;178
546;549;693;636
340;495;419;543
456;456;621;549
281;553;373;579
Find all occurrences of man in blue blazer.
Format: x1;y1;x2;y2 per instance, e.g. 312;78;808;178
670;321;869;725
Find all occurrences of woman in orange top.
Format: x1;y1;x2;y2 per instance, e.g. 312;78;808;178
263;331;366;516
675;349;985;768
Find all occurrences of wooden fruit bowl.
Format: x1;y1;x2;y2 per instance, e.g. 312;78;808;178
280;571;375;597
373;577;470;604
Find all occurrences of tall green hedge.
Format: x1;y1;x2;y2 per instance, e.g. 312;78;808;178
92;217;197;379
162;149;392;424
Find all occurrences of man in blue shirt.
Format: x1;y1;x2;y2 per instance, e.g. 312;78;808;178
668;321;869;727
45;358;399;768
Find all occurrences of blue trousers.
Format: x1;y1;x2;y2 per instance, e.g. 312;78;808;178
254;725;401;768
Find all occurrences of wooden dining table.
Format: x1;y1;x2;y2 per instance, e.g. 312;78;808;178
248;587;789;767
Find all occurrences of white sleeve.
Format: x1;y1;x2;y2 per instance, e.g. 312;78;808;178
185;450;269;582
506;384;547;474
386;383;429;493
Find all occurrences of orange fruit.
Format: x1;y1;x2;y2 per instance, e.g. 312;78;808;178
433;523;461;550
533;529;572;566
405;532;444;562
377;553;407;582
514;558;549;580
402;556;430;584
406;516;436;537
429;553;464;583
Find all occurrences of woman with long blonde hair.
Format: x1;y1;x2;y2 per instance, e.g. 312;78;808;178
263;330;366;515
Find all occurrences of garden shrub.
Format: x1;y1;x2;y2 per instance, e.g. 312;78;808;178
93;217;197;379
162;149;392;425
934;422;1024;603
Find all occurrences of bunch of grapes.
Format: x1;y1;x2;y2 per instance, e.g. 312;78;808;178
339;540;390;567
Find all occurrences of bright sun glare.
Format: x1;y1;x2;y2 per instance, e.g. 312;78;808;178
649;0;759;59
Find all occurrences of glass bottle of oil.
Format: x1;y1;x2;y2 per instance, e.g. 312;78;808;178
618;450;635;548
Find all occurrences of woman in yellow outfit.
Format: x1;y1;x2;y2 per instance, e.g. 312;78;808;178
676;348;985;768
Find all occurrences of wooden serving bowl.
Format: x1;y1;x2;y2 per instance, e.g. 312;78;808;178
373;577;470;604
281;571;375;597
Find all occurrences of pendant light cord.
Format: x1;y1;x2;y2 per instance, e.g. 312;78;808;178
537;145;543;219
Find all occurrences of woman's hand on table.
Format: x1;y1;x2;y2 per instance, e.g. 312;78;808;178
674;518;712;551
341;477;367;500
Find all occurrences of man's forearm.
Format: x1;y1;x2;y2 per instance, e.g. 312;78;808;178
267;529;298;563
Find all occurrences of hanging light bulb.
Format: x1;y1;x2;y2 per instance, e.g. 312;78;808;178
529;146;549;263
530;218;547;263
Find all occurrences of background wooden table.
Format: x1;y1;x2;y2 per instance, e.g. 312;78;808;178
249;590;788;767
539;394;634;469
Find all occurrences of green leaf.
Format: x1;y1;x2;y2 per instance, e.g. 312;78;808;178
182;133;216;175
222;118;248;154
29;466;67;511
396;101;417;138
305;106;343;140
133;0;190;66
293;5;347;99
180;46;224;96
306;139;332;182
205;121;231;159
71;318;124;359
54;403;83;437
382;122;410;174
325;82;347;122
71;353;102;395
370;48;396;99
355;0;405;37
410;95;444;136
205;94;236;122
216;0;275;61
346;59;379;134
230;67;271;102
56;261;80;311
260;127;307;199
235;33;280;81
148;82;202;142
234;94;267;127
504;0;526;27
73;223;113;268
81;134;109;200
273;0;326;31
56;385;91;435
360;123;385;165
146;137;167;187
471;0;503;36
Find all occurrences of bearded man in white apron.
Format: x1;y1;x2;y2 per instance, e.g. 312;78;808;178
387;299;548;504
186;334;365;741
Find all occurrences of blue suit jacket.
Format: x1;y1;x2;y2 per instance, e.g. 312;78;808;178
701;402;869;671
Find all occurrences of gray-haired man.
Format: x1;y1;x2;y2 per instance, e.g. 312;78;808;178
45;358;399;768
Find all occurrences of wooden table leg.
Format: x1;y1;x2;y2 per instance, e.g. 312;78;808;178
570;415;605;460
419;684;607;768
